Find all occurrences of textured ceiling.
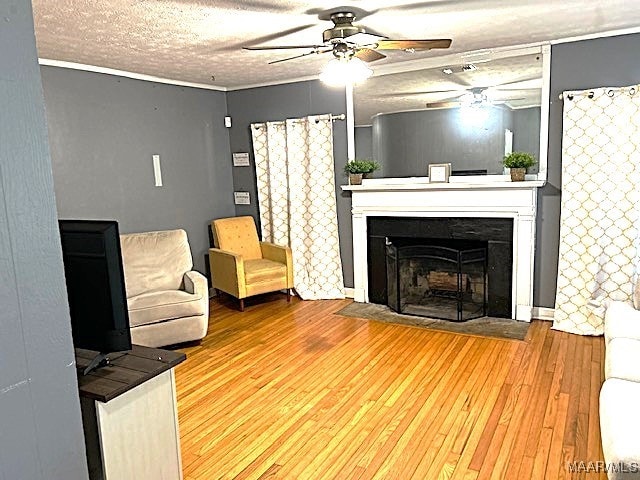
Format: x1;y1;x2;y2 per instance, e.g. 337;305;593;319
32;0;640;90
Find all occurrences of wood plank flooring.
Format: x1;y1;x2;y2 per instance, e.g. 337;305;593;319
175;295;606;479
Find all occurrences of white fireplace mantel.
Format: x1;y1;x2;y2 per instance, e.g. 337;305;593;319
341;177;544;321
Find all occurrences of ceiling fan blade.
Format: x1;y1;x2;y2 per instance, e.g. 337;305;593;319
239;24;318;50
229;0;292;10
244;44;326;51
427;101;460;109
354;48;386;63
372;1;486;15
374;39;452;51
488;78;543;90
267;48;332;65
376;88;465;98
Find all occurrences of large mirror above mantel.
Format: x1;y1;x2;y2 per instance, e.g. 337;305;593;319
350;45;550;183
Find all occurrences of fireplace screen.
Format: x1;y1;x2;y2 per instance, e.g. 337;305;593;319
386;238;488;322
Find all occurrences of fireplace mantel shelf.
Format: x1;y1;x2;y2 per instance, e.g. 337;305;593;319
341;179;545;192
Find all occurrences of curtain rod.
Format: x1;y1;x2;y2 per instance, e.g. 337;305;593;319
558;85;638;100
252;113;346;129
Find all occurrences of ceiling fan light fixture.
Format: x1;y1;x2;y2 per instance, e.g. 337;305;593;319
460;90;489;108
320;57;372;87
344;32;385;46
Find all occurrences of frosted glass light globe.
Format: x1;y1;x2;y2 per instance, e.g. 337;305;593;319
320;57;372;87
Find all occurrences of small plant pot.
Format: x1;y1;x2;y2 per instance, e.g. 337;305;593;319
349;173;363;185
510;168;526;182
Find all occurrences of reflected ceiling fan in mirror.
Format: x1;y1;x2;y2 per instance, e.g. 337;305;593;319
243;10;452;86
380;78;541;109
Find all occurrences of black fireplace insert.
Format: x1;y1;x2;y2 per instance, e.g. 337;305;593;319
368;217;513;318
386;238;488;321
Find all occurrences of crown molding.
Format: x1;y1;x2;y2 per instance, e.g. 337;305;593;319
38;59;227;91
551;25;640;45
224;74;322;91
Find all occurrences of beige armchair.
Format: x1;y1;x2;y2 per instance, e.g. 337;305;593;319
209;216;293;311
120;229;209;347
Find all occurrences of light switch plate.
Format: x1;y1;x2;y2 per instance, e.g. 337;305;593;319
234;191;250;205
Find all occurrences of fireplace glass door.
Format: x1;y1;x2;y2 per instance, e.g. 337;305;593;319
386;238;487;322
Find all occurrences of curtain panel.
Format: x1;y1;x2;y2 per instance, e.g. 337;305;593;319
251;115;345;300
553;85;640;335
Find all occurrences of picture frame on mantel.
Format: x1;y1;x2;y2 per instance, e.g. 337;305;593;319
428;163;451;183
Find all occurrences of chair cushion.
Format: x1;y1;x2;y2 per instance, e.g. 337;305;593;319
120;229;193;298
605;337;640;382
244;258;287;284
127;289;205;327
212;216;262;260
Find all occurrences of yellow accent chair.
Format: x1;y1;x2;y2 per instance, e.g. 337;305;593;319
209;216;293;311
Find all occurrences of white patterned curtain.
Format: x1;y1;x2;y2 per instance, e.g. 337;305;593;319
553;85;640;335
251;115;345;300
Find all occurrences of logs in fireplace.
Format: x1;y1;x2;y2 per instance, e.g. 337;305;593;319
386;238;488;322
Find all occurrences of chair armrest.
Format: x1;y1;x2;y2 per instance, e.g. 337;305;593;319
208;248;246;298
260;242;294;288
183;270;208;296
183;270;209;320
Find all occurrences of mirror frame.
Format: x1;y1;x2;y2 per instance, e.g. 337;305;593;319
345;43;551;183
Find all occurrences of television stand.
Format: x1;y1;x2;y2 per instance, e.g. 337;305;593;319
76;345;186;480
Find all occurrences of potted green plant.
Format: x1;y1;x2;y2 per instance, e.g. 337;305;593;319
502;152;536;181
344;159;380;185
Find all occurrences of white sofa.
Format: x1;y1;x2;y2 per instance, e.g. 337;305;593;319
120;229;209;347
600;301;640;479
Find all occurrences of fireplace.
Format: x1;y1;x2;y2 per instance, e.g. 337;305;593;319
368;217;513;318
343;178;540;321
386;238;487;321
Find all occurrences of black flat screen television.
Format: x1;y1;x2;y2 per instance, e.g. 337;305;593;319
58;220;132;373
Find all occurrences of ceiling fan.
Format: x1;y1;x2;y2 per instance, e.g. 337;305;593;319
243;11;452;65
378;78;540;108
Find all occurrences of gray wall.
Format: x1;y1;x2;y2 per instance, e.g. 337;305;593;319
513;107;541;169
0;1;89;478
226;80;353;287
42;67;235;273
535;32;640;307
372;106;533;176
355;125;373;161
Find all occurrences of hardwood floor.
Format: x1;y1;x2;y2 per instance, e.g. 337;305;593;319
175;295;606;479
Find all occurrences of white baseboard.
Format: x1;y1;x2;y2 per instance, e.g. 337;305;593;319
532;306;555;321
344;287;355;299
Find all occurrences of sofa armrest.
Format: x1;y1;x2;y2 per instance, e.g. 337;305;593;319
605;301;640;345
208;248;246;298
260;242;293;288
